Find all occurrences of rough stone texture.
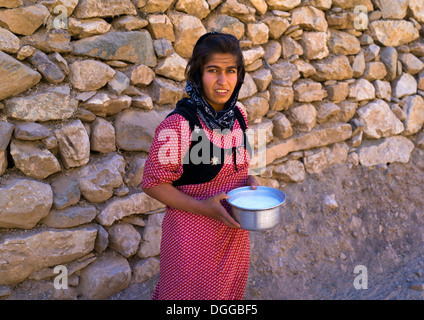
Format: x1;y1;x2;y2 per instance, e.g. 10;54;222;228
0;4;49;36
115;109;170;152
73;0;137;18
10;140;61;179
72;31;157;66
0;227;97;285
132;257;160;284
138;213;164;259
0;120;14;150
77;250;131;299
206;14;245;40
0;179;53;229
69;60;115;91
96;192;165;227
28;50;65;84
40;205;97;229
169;11;206;59
392;73;418;98
311;55;353;81
90;117;116;153
291;5;328;32
54;120;90;169
1;0;424;301
300;32;328;60
403;95;424;135
356;99;404;139
0;26;20;53
266;123;352;164
82;92;131;117
5;85;77;122
0;51;41;100
108;222;141;258
409;0;424;23
273;159;306;183
358;136;415;166
155;53;187;82
50;173;81;210
20;29;72;53
369;20;419;47
303;142;348;174
77;152;126;203
13;106;49;131
68;17;111;39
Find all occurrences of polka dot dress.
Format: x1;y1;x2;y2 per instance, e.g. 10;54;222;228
141;105;251;300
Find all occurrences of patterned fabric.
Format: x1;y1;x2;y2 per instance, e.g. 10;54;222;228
141;105;251;300
185;80;240;131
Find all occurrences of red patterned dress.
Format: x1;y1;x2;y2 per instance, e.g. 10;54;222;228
141;105;251;300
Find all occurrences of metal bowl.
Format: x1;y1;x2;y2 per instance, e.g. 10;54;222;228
227;186;286;231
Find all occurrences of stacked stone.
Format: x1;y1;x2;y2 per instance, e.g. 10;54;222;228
0;0;423;299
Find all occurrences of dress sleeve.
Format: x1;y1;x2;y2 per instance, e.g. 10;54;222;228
141;113;191;189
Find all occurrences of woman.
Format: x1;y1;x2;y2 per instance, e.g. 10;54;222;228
141;32;258;300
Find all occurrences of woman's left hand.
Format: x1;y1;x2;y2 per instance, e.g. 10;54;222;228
247;175;258;190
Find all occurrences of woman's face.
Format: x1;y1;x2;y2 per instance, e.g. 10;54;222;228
201;53;239;112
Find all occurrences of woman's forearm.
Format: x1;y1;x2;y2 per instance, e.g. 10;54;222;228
142;183;204;215
142;183;241;228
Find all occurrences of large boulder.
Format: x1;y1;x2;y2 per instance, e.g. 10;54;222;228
96;192;165;227
0;51;41;100
0;179;53;229
115;109;170;152
358;136;415;166
4;85;77;122
369;20;419;47
77;250;131;299
72;0;137;18
72;31;157;66
0;227;97;285
54;120;90;169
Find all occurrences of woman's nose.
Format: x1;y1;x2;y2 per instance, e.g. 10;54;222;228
217;72;227;84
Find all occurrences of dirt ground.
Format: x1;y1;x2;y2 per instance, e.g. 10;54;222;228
244;147;424;300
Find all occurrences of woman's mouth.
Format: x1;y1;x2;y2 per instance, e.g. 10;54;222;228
215;89;229;96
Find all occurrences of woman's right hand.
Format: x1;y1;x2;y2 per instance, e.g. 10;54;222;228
199;192;241;229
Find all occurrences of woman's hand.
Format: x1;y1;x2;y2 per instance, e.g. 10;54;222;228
246;175;258;190
198;176;260;229
199;192;241;229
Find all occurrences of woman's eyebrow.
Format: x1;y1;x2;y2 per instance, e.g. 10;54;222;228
205;65;238;70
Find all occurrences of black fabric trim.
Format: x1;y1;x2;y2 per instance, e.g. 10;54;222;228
166;100;251;187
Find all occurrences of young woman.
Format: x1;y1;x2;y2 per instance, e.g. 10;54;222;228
141;32;258;300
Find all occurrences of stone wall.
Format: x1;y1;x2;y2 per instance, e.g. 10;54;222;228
0;0;423;299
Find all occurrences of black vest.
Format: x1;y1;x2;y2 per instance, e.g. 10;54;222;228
166;98;252;187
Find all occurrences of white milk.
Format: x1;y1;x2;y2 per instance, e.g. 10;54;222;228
230;194;281;210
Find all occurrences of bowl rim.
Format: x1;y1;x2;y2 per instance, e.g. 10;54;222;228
226;186;286;211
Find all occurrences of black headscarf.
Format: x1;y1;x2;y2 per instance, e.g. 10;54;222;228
182;32;245;132
184;79;242;132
